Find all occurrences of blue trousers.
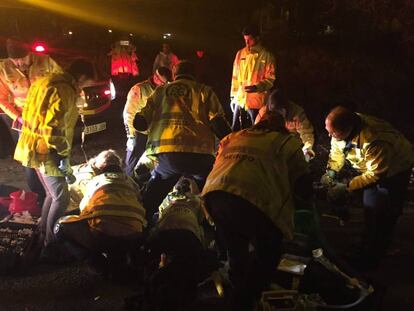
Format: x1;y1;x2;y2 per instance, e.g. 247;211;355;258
231;105;259;131
36;172;70;247
361;169;412;260
143;152;214;223
124;132;148;177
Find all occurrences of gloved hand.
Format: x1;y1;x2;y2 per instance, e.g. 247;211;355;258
58;158;72;175
303;148;315;162
126;136;136;152
59;158;75;184
50;149;63;167
230;102;237;113
320;170;336;186
327;182;348;202
244;85;258;93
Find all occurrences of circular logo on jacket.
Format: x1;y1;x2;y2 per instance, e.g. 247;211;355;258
166;83;190;98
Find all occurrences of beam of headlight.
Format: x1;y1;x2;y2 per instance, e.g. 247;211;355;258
17;0;159;38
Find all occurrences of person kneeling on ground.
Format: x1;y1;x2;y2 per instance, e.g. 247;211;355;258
203;107;313;311
142;177;213;311
321;106;414;270
54;149;146;275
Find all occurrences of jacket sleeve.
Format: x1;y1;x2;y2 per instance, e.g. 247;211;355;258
230;51;240;101
296;109;314;150
135;93;155;130
285;139;312;209
286;138;310;186
255;52;275;93
44;83;77;157
348;141;391;191
327;138;346;172
254;106;267;124
205;87;227;121
123;84;142;137
48;57;63;73
0;76;21;120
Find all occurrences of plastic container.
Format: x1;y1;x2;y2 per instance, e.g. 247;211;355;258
8;190;40;217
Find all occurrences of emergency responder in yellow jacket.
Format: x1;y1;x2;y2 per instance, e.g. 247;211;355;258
143;178;207;310
133;60;231;223
54;150;145;271
14;59;94;261
255;89;315;161
0;38;62;205
123;67;172;177
321;106;414;270
202;108;312;310
230;25;275;131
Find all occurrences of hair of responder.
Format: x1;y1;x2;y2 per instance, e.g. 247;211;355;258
91;149;122;171
327;106;355;133
155;66;173;82
267;88;288;113
173;60;196;79
242;24;260;38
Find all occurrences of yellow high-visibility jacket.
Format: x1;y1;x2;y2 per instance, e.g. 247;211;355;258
137;77;226;156
230;44;275;110
14;73;78;176
63;172;146;236
327;114;414;191
255;101;314;150
157;190;205;244
201;128;309;240
0;53;62;120
123;79;155;137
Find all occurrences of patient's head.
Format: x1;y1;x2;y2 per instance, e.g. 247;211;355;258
90;149;122;172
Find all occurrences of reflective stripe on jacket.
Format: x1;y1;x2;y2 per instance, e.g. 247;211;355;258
138;77;225;156
0;53;62;120
255;101;314;150
13;73;78;176
70;172;146;236
157;191;205;244
230;44;275;109
327;114;414;190
123;79;155;137
202;129;309;239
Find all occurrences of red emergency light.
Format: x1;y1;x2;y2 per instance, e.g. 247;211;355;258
104;89;111;96
33;43;46;53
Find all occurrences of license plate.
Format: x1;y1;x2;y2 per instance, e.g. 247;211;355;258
84;122;106;135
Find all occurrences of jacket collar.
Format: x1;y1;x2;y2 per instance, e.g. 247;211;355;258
248;43;263;54
175;74;195;81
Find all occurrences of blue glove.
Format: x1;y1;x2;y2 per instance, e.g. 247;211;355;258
58;158;71;175
327;182;348;202
320;170;336;186
58;158;75;184
126;137;136;152
303;148;315;162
